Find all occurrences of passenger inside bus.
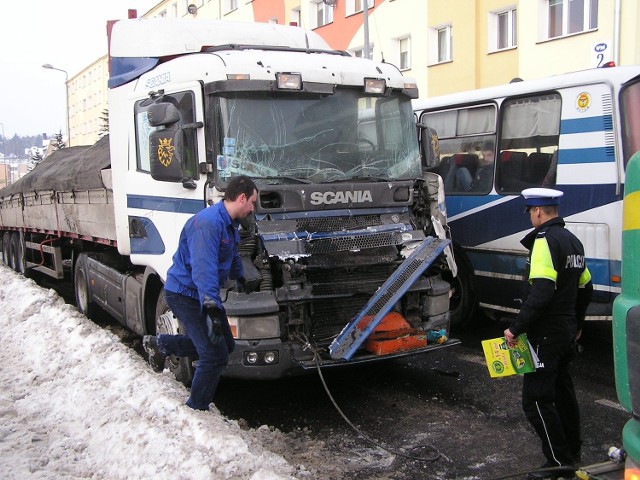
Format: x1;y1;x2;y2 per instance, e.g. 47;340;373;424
445;140;495;192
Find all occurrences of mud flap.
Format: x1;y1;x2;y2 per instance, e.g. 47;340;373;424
329;237;450;360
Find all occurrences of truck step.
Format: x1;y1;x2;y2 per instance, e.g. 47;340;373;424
329;237;450;360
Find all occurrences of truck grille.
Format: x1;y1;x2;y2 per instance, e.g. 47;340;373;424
307;264;393;296
306;265;395;345
296;215;381;232
307;231;404;254
309;296;368;345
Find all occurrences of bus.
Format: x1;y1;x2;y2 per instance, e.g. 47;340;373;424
414;66;640;328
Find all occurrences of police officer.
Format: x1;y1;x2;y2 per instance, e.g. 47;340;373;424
503;188;593;479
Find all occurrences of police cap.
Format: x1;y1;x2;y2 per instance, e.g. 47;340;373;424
521;187;564;207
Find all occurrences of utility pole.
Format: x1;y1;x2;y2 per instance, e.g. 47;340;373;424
363;0;370;59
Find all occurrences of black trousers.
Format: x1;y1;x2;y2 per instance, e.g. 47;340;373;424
522;340;580;466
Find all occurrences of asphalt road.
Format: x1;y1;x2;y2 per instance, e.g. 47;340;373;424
214;316;629;479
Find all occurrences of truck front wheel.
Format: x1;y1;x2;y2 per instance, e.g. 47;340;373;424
154;291;194;387
443;248;477;331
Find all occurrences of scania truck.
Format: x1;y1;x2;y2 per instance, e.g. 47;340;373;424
0;18;457;383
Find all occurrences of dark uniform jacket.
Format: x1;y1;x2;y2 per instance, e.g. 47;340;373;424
510;217;593;343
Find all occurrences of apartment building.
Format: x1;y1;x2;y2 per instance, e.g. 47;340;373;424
67;0;640;146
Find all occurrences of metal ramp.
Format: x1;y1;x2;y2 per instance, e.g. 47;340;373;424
329;237;450;360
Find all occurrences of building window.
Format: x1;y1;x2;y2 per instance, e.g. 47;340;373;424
290;7;301;26
346;0;373;16
489;7;517;51
545;0;597;39
399;37;410;70
224;0;238;14
429;24;452;64
315;1;333;27
352;44;374;60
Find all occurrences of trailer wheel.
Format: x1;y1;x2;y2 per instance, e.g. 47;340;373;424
10;232;25;274
155;291;194;387
1;232;10;266
443;248;477;331
74;253;97;319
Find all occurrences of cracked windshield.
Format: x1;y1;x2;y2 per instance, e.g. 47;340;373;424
214;90;421;183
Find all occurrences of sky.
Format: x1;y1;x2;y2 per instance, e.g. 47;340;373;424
0;266;298;479
0;1;160;139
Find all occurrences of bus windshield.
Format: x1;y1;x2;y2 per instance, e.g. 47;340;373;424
209;90;421;183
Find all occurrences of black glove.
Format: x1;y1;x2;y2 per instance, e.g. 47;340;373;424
206;306;223;341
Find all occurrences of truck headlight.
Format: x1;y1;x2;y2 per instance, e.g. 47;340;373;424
227;315;280;339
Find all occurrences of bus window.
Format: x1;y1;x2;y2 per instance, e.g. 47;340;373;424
620;79;640;168
421;104;497;194
496;93;561;194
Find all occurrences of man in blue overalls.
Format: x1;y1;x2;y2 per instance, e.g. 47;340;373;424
144;175;257;410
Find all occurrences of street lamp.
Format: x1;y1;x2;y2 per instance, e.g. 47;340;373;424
0;122;4;159
42;63;70;147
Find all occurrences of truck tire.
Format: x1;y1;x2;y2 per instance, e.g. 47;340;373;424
443;248;476;331
10;232;25;274
1;232;10;266
155;291;194;387
74;253;97;319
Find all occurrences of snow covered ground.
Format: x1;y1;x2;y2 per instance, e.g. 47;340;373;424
0;266;297;480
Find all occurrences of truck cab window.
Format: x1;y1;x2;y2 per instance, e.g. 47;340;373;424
134;91;199;179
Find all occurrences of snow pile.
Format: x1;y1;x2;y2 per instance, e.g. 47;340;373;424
0;267;295;479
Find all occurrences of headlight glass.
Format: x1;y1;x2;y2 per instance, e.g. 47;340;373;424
227;315;280;339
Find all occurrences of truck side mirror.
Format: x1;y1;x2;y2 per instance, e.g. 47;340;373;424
148;103;196;189
418;125;441;170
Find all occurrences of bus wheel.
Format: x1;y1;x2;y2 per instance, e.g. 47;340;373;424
444;251;476;331
74;253;97;319
155;291;194;387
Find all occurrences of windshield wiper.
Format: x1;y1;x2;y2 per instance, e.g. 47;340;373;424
344;175;390;182
257;176;312;184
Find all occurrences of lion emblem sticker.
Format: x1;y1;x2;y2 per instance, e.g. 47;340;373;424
576;92;591;113
157;137;175;167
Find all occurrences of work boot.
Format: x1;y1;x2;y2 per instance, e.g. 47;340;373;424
527;462;576;480
143;335;167;373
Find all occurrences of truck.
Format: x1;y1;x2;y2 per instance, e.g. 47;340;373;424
0;18;457;384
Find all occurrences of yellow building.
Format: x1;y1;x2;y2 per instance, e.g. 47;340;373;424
67;0;640;146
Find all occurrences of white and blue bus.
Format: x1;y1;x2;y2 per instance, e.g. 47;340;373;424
414;65;640;328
